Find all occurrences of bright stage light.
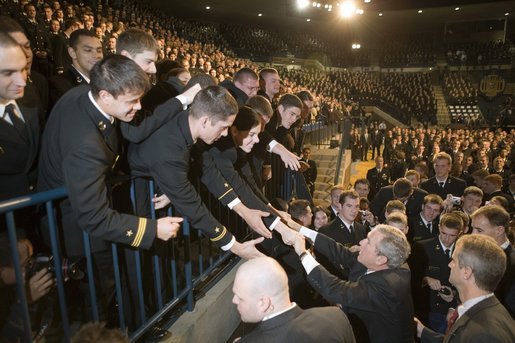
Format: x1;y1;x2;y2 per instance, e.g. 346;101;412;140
297;0;310;10
339;1;356;18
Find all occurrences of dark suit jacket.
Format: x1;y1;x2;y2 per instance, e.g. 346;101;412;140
20;70;48;123
308;234;415;343
318;217;367;247
317;218;367;279
498;245;515;318
48;66;88;109
411;237;457;314
120;96;183;144
421;296;515;343
140;79;181;113
327;205;338;221
54;32;72;72
300;158;317;185
371;185;428;223
38;86;157;256
0;103;40;201
239;305;356;343
408;213;439;243
220;79;248;106
128;109;237;248
366;167;390;200
420;176;466;199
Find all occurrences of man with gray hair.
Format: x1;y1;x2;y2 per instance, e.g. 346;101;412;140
293;224;414;343
470;205;515;317
415;235;515;342
232;257;355;343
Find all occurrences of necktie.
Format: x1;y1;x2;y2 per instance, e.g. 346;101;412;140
4;104;27;139
439;182;445;188
427;223;432;234
349;224;354;234
445;249;450;258
446;309;459;334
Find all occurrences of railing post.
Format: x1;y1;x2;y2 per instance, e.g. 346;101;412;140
82;231;99;322
46;201;71;341
134;250;146;325
182;218;194;312
5;212;33;343
111;243;125;331
148;180;164;311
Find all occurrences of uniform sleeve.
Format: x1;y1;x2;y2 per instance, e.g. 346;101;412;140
207;148;275;227
193;145;239;208
370;188;387;219
120;97;183;143
62;142;157;249
150;157;234;248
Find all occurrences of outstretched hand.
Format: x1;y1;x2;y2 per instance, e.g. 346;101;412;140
293;233;307;256
234;204;272;239
230;237;266;260
278;148;301;170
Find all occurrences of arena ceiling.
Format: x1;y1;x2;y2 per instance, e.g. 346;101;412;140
150;0;515;32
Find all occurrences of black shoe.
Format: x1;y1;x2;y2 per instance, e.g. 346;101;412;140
144;325;171;342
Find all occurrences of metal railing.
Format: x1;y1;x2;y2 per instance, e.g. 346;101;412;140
303;120;342;149
0;178;247;342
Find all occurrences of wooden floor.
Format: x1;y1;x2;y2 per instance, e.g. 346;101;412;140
349;150;375;186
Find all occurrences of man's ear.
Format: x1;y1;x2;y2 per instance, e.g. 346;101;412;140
119;50;131;58
258;296;272;315
495;225;505;237
376;254;388;267
98;89;113;103
199;115;210;129
67;46;76;60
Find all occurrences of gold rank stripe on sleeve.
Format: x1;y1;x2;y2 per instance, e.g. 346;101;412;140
210;226;227;242
217;188;234;201
131;218;147;247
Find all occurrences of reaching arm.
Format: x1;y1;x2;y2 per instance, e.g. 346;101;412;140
121;84;201;143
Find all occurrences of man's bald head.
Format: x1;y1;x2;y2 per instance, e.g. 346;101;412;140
232;257;290;323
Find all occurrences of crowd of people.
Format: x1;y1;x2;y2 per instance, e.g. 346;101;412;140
379;37;437;67
0;0;514;342
442;71;479;106
446;40;512;66
281;68;437;125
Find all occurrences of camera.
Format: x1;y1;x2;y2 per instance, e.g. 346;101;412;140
27;253;84;281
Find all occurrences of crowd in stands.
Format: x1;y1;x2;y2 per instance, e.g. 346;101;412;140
220;24;287;59
442;71;479;106
379;37;437;67
281;68;437;124
0;0;514;341
446;40;512;65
